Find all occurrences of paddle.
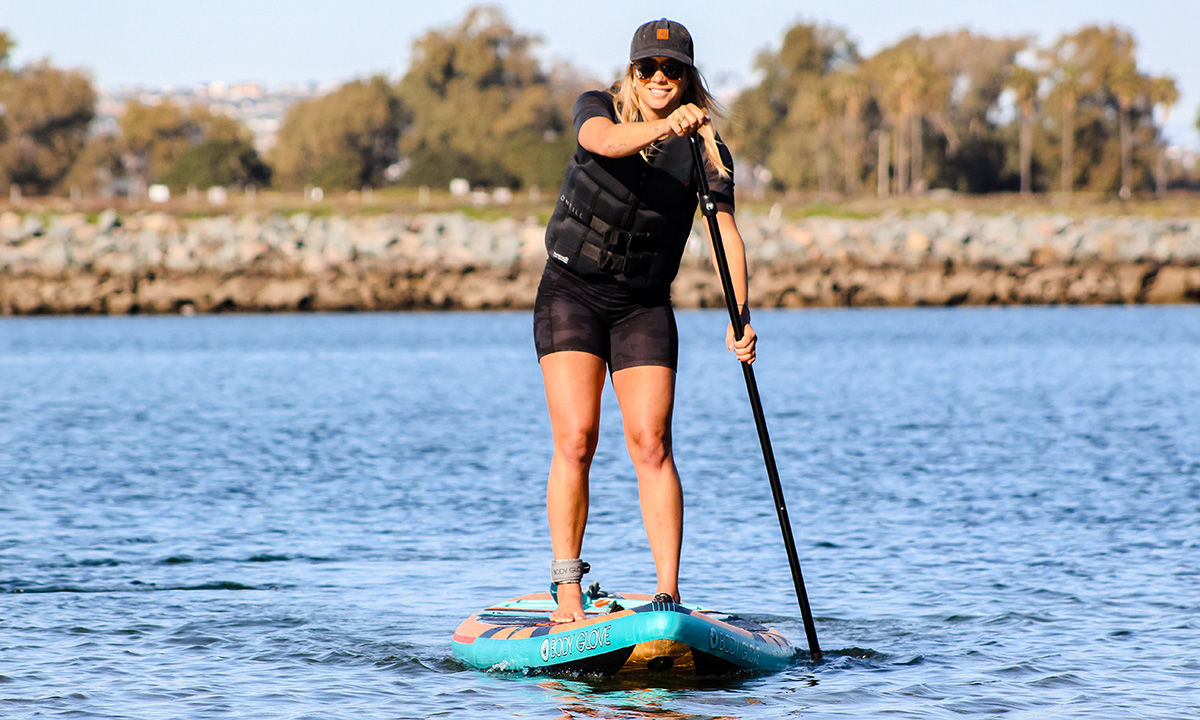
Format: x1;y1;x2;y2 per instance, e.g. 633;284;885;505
688;133;822;663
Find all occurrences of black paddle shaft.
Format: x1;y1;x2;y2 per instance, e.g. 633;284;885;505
688;133;822;662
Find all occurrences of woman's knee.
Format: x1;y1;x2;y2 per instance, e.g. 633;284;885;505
625;425;672;469
553;426;599;468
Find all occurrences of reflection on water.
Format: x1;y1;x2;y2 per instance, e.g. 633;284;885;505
536;677;745;720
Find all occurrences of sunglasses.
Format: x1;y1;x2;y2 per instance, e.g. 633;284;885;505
632;58;687;82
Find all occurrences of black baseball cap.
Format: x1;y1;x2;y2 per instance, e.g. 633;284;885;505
629;18;694;66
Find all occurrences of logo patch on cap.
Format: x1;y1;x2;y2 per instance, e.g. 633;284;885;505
657;29;669;40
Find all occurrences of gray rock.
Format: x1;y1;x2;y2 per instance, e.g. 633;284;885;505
96;209;121;233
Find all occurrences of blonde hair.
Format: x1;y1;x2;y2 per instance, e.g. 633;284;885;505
611;64;731;179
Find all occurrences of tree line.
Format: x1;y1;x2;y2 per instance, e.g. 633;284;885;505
0;7;1194;200
730;23;1183;197
0;31;269;196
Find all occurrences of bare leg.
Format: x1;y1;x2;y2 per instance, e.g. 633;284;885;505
540;351;607;622
611;365;682;602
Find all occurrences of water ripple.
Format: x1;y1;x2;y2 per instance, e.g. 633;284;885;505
1;308;1197;719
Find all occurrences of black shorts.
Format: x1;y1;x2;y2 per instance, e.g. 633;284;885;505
533;261;678;372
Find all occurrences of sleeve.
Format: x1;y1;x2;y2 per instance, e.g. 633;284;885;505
706;134;736;210
572;90;617;137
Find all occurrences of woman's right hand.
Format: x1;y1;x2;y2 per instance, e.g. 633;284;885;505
665;103;710;137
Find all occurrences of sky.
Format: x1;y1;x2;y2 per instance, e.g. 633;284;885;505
2;0;1197;147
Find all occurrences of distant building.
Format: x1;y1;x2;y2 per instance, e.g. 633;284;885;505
94;81;324;153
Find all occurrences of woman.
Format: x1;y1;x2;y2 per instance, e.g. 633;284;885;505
534;18;756;623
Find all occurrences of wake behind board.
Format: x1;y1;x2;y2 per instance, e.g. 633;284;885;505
452;585;794;676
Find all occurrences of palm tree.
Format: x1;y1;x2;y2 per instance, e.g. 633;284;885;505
891;53;926;194
1108;59;1143;199
876;128;889;197
908;55;942;195
1148;75;1179;198
831;69;867;195
813;78;838;194
1055;65;1080;195
1006;66;1041;195
861;52;900;197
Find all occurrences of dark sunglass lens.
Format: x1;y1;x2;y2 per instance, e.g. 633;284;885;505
660;61;685;80
633;59;686;81
633;60;657;80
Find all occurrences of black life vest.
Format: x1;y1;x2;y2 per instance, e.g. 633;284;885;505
544;130;700;291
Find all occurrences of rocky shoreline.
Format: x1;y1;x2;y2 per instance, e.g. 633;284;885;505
1;209;1198;315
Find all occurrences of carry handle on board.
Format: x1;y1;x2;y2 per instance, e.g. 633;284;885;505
688;132;822;663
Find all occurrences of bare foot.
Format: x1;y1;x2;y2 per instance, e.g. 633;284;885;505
549;583;586;623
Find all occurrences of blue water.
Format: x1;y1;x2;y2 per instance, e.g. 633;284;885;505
1;306;1198;719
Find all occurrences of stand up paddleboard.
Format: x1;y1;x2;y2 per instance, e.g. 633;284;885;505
452;584;795;676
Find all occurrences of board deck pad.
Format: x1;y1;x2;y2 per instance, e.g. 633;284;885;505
452;586;795;676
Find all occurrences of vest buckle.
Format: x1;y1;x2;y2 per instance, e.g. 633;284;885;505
598;229;632;272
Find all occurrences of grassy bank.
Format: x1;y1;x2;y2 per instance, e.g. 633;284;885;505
5;187;1200;224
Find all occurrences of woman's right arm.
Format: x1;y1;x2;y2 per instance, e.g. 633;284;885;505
577;104;710;159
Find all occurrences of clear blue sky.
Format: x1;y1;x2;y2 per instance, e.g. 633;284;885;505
3;0;1197;146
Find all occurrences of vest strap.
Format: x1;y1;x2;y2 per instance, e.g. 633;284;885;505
564;204;655;275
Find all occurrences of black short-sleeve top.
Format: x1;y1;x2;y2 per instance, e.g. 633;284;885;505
572;90;735;209
542;90;735;291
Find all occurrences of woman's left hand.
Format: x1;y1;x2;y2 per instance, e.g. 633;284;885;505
726;317;756;364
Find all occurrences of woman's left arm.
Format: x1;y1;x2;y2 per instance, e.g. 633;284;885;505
706;206;756;364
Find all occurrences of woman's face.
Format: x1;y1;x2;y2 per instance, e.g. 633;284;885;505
632;56;690;118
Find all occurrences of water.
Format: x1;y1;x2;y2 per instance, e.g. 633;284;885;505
1;306;1198;719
